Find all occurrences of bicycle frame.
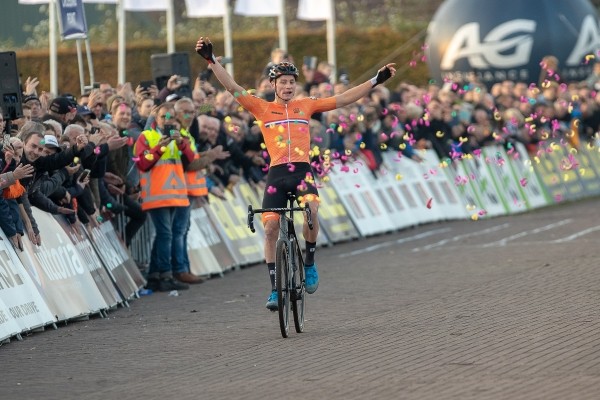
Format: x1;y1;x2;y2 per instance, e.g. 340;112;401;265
247;194;313;337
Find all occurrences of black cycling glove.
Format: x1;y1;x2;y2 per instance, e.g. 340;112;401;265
370;66;392;87
196;40;216;64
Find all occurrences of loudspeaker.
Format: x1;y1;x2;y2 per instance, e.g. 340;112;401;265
151;52;192;99
0;51;23;120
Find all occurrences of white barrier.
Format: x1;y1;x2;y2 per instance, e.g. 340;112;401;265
0;230;55;342
6;141;598;343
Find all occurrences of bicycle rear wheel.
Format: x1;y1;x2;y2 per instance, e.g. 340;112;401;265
291;238;305;333
276;240;291;338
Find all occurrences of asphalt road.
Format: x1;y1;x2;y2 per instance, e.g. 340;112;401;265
2;198;600;400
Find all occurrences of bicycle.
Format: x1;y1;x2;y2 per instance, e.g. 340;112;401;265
247;193;313;338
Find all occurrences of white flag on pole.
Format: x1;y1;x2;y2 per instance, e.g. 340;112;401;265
124;0;169;11
297;0;332;21
234;0;282;16
186;0;227;17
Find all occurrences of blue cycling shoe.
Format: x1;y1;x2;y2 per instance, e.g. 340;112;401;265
266;290;278;311
304;263;319;294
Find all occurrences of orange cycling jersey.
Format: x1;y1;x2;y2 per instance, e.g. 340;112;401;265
236;94;337;166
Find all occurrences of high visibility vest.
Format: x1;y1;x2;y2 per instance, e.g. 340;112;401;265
181;129;208;197
138;129;190;211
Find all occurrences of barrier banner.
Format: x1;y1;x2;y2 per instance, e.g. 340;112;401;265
0;230;55;340
187;198;234;276
418;150;468;220
371;163;419;230
327;159;397;236
564;145;600;197
84;223;142;300
315;182;360;243
14;209;108;321
382;152;441;224
481;146;527;214
510;143;551;209
457;155;507;217
0;296;21;342
540;146;584;201
206;191;263;267
233;182;265;239
54;218;121;308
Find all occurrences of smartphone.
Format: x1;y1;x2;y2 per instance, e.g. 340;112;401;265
139;80;154;91
90;126;100;134
303;56;317;70
79;169;91;181
177;77;190;85
92;82;100;89
163;124;175;137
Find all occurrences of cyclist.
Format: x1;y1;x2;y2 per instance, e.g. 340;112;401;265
195;36;396;310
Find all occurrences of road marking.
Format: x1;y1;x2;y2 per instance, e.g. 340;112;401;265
338;227;452;257
412;223;511;252
482;218;572;247
551;225;600;243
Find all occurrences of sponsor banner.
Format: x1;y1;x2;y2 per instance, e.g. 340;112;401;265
442;160;483;219
458;155;507;217
530;146;567;203
315;181;360;243
0;296;21;342
206;191;263;267
0;229;54;338
326;159;396;236
54;218;121;307
382;152;443;224
14;209;108;321
187;198;234;276
84;223;141;300
426;0;599;87
418;150;469;220
509;143;551;209
541;146;585;201
481;146;527;214
370;162;419;230
57;0;88;40
565;145;600;197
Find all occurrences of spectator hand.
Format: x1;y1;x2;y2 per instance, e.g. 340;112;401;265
12;163;34;180
24;76;39;95
166;75;182;91
75;134;89;151
107;183;125;196
65;164;80;176
104;172;124;186
57;206;76;215
89;130;106;146
107;135;128;151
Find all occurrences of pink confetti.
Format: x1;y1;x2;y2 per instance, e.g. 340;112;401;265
267;186;277;194
426;198;433;209
519;178;528;187
287;163;296;172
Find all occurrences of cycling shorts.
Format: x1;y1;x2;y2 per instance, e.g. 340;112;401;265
262;162;319;209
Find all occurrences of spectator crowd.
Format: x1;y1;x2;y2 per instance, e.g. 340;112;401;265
2;49;598;293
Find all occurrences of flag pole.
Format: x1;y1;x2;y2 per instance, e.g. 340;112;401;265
326;0;336;82
277;0;287;50
166;0;175;53
117;0;126;84
223;2;234;77
49;0;58;94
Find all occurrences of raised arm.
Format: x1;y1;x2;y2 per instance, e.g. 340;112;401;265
334;63;396;108
195;36;245;96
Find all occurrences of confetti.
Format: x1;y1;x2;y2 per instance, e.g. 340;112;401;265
426;198;433;209
267;186;277;194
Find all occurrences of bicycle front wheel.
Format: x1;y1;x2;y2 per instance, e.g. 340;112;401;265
276;240;291;338
291;238;305;333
